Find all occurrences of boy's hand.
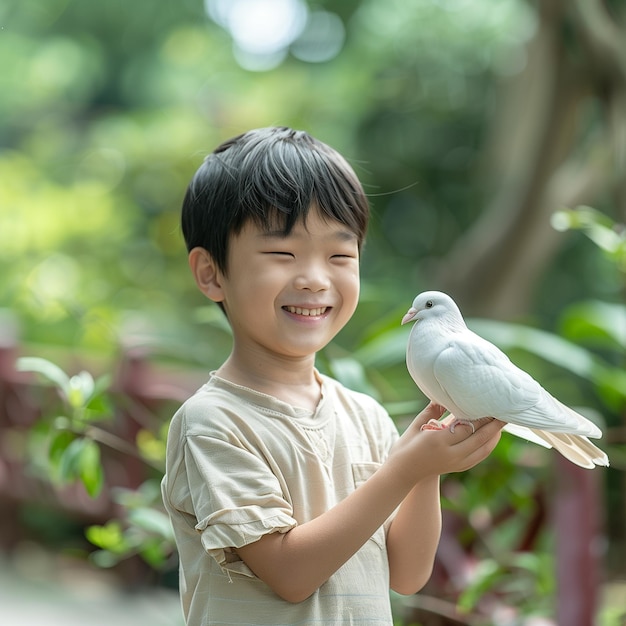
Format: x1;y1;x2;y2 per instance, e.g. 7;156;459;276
389;402;504;485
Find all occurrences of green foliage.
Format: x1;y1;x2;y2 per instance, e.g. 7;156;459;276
553;207;626;274
17;357;110;413
457;552;554;616
16;355;174;568
87;480;174;569
550;208;626;419
17;357;112;497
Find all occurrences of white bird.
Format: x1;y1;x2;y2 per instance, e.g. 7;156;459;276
402;290;609;469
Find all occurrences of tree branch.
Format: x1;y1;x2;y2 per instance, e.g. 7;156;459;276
570;0;626;83
436;2;577;318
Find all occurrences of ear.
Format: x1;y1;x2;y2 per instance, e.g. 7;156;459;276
188;247;225;303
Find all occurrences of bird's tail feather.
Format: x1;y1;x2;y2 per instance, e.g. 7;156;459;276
502;424;609;468
531;429;609;469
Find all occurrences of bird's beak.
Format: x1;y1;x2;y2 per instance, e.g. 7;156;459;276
401;307;418;325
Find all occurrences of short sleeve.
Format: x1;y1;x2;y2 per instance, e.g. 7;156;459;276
184;434;297;575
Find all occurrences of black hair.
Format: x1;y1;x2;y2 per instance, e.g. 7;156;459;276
181;127;369;273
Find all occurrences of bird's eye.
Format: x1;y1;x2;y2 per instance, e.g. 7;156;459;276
425;300;434;308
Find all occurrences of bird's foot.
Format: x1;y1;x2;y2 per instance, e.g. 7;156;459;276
449;419;475;434
420;419;448;431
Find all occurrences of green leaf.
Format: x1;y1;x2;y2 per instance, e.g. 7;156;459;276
111;479;163;508
128;507;174;540
58;437;104;496
48;429;76;472
83;374;114;419
552;206;626;271
111;486;145;508
89;550;121;568
596;368;626;410
326;356;379;398
67;371;95;409
136;429;166;464
457;559;502;613
139;538;170;568
58;437;88;482
16;357;71;398
561;301;626;350
352;326;409;369
85;394;112;414
92;373;112;396
78;439;104;497
86;521;126;552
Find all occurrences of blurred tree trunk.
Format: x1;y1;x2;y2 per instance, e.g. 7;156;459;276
438;0;626;319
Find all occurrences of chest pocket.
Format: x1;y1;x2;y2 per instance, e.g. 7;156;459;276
352;462;387;550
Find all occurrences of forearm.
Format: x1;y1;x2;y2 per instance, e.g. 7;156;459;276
386;475;442;595
236;460;416;603
236;412;502;603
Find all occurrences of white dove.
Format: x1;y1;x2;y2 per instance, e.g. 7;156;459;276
402;290;609;469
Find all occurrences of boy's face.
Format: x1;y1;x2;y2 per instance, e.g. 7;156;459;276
215;206;360;363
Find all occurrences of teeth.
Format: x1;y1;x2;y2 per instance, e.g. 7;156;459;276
285;306;327;316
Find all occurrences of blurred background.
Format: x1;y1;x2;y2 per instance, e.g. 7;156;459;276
0;0;624;624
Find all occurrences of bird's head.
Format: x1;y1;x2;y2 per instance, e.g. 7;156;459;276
401;291;463;325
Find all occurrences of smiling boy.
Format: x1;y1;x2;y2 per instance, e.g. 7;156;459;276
193;207;359;392
161;127;502;625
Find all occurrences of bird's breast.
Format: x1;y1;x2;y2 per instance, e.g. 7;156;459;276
406;325;450;383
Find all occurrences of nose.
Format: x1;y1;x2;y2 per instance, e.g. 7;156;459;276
293;260;331;292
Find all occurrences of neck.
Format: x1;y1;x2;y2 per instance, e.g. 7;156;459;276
216;351;322;412
443;315;466;332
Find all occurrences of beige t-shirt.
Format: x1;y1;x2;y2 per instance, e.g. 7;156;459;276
161;372;400;625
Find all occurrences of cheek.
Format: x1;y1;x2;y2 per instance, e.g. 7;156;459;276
228;265;286;311
339;270;360;312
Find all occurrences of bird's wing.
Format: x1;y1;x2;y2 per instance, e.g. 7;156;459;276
432;333;583;431
502;423;553;448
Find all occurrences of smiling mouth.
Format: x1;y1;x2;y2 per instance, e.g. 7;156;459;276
283;306;329;317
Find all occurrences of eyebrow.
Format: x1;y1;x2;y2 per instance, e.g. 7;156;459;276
258;229;358;242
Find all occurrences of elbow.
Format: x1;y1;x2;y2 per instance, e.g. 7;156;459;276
248;562;322;604
390;580;427;597
390;566;433;597
268;572;322;604
273;585;317;604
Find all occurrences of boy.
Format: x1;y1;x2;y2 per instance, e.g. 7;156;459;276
161;126;502;625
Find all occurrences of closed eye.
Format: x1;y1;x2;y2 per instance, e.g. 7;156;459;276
331;253;358;261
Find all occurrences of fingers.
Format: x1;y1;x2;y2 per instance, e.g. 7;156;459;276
473;417;504;431
413;402;446;430
455;419;504;467
473;418;505;439
399;411;504;476
425;418;502;472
